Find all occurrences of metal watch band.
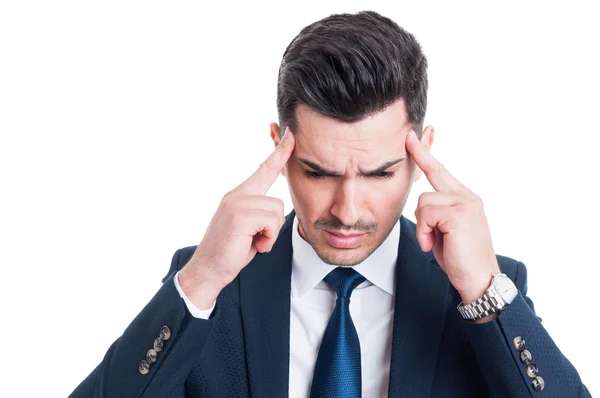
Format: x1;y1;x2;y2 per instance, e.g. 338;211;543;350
457;288;507;321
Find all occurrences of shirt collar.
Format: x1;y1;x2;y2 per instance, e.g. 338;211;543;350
291;214;400;299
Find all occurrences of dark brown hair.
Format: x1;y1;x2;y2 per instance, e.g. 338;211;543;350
276;10;428;138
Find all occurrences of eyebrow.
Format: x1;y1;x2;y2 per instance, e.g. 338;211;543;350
297;157;406;176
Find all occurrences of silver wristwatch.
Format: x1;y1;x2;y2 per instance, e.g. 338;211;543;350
457;273;518;321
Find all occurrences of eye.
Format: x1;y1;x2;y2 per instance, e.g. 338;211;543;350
304;170;395;179
371;171;395;179
304;170;327;179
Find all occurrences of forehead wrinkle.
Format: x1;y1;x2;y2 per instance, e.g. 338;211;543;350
294;121;406;175
297;151;404;177
299;140;368;170
298;138;402;173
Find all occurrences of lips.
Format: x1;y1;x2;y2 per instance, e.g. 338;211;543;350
324;230;367;249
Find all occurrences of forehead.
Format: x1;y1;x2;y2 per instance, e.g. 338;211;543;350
293;98;411;164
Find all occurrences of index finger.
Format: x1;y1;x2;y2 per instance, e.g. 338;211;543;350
239;128;295;195
406;129;465;193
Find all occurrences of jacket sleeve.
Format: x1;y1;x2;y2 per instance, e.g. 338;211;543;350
69;249;216;398
465;261;591;397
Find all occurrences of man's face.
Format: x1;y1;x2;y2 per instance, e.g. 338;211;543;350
271;98;433;266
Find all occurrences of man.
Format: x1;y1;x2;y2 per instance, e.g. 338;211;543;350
71;10;590;398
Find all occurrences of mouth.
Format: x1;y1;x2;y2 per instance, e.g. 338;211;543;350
323;230;367;249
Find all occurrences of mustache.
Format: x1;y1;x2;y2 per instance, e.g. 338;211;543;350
314;217;377;232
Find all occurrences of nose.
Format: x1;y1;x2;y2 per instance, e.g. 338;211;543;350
330;179;363;227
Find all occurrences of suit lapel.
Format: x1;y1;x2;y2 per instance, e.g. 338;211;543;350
239;211;449;396
239;209;295;397
388;216;450;397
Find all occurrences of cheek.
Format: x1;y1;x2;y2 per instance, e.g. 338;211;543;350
369;180;408;205
367;174;414;217
286;165;323;209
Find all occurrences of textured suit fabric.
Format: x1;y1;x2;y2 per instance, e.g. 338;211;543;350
70;210;591;397
179;213;398;397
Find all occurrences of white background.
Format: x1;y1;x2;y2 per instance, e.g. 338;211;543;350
1;1;598;396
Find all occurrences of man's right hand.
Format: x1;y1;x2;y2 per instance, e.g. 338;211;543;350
178;128;295;310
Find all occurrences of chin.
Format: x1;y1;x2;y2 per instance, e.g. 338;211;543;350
314;244;374;266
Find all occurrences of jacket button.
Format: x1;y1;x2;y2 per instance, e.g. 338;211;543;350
153;337;164;352
513;336;526;351
139;360;150;375
526;363;539;378
160;326;171;341
531;376;545;392
520;349;532;365
146;349;158;364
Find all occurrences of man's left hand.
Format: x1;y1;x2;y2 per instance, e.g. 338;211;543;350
405;129;501;308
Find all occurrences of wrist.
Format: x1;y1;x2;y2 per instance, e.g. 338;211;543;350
456;262;501;304
178;266;225;310
474;312;498;324
457;275;495;304
457;271;517;323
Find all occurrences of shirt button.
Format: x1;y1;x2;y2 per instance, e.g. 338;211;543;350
146;349;158;364
153;337;164;352
531;376;545;392
139;360;150;375
160;326;171;341
526;363;539;378
513;336;526;351
520;349;532;365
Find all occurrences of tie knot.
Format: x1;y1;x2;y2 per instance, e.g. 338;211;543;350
323;267;366;299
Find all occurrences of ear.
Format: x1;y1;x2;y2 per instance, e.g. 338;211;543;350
270;122;287;177
412;125;435;182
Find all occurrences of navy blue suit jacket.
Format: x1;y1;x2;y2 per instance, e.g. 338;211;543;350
71;210;590;397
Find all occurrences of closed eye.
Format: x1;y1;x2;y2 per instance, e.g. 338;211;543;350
304;170;395;179
303;170;325;179
370;171;395;179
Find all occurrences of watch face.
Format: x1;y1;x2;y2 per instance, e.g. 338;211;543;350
494;274;518;303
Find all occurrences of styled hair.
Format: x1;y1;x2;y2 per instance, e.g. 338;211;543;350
276;10;428;138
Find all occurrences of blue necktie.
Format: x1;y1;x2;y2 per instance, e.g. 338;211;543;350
310;267;366;398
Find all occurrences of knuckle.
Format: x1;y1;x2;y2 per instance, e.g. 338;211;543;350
269;211;281;226
222;189;237;204
259;160;276;175
456;205;469;219
474;194;484;206
467;194;483;209
415;206;426;219
417;192;429;208
270;215;283;234
433;162;445;176
219;198;230;213
275;198;285;214
226;210;241;225
220;196;234;213
265;196;285;218
256;162;268;176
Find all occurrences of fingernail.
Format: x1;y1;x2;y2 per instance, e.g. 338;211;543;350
282;127;290;141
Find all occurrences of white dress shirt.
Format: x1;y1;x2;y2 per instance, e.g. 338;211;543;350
175;214;400;397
